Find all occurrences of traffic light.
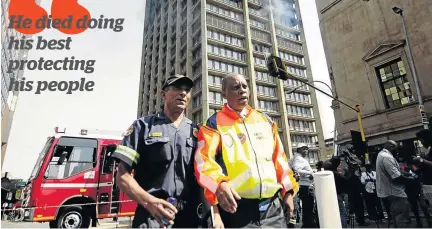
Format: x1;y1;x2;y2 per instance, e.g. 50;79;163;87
266;55;294;80
266;55;279;77
350;130;367;159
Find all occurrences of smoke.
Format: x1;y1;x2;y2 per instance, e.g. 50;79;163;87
258;0;297;26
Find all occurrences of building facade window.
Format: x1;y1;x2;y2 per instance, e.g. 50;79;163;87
257;85;276;97
249;7;266;17
288;119;315;132
250;19;268;30
254;56;266;66
193;110;203;124
287;66;306;78
284;78;309;90
287;105;313;117
276;28;300;41
251;29;271;42
286;92;310;104
206;3;243;21
207;30;244;47
209;91;225;104
206;15;244;34
376;58;413;108
208;75;222;87
193;94;202;108
258;100;279;112
208;59;246;75
207;44;245;61
253;43;271;53
256;71;275;83
291;135;318;147
193;77;202;92
280;51;304;65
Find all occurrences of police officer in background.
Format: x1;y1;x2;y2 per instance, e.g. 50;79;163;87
112;74;201;228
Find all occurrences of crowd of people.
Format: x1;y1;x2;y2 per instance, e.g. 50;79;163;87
109;72;431;228
292;130;432;228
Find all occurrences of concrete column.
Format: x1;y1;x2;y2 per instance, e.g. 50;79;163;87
242;0;258;109
268;3;293;158
201;0;210;120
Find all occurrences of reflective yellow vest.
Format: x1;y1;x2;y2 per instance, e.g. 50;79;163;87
194;104;298;205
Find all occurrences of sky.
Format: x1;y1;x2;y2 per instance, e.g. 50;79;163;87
2;0;334;179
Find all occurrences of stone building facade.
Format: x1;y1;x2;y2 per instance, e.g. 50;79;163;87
316;0;432;158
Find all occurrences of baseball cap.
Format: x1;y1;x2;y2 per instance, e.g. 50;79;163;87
162;74;194;90
297;143;309;149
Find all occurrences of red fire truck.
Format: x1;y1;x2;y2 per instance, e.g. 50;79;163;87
20;127;137;228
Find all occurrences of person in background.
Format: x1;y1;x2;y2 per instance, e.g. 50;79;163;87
290;144;315;228
414;129;432;185
376;140;416;228
361;164;384;222
400;149;432;228
322;157;352;228
316;161;324;172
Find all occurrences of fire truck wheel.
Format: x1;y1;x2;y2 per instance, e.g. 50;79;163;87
51;207;91;228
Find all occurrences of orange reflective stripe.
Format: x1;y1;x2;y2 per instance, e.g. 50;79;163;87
272;122;298;196
194;125;229;205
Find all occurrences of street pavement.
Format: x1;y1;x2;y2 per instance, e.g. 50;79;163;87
2;215;431;228
1;217;133;228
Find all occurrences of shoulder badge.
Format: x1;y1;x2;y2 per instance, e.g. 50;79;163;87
193;128;198;138
237;133;246;144
124;126;134;136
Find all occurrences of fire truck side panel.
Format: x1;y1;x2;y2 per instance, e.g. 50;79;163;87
33;137;101;222
27;135;139;223
118;191;137;217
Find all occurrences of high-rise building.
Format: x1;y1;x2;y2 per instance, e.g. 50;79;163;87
316;0;432;157
138;0;325;162
1;0;33;167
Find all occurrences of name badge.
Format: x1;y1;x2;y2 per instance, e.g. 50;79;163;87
150;132;163;137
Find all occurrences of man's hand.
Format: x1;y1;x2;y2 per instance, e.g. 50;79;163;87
216;182;241;213
284;192;294;220
143;196;178;228
209;206;224;229
412;157;422;164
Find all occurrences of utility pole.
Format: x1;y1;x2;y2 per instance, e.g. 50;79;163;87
393;6;428;129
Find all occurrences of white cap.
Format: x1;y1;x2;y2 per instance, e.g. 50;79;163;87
297;143;308;149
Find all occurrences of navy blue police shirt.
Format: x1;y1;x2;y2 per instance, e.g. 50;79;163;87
111;111;200;201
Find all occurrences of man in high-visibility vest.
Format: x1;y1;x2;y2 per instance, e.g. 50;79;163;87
194;73;298;228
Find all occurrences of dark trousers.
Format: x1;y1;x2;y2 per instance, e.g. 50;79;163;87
364;192;384;220
407;189;432;227
385;196;410;228
132;203;200;228
299;185;315;228
338;194;347;228
348;191;365;224
218;196;287;228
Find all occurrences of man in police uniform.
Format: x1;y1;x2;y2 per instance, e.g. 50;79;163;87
112;74;201;228
194;73;298;228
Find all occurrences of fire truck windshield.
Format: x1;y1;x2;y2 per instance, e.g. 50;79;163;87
44;137;98;179
29;137;54;180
